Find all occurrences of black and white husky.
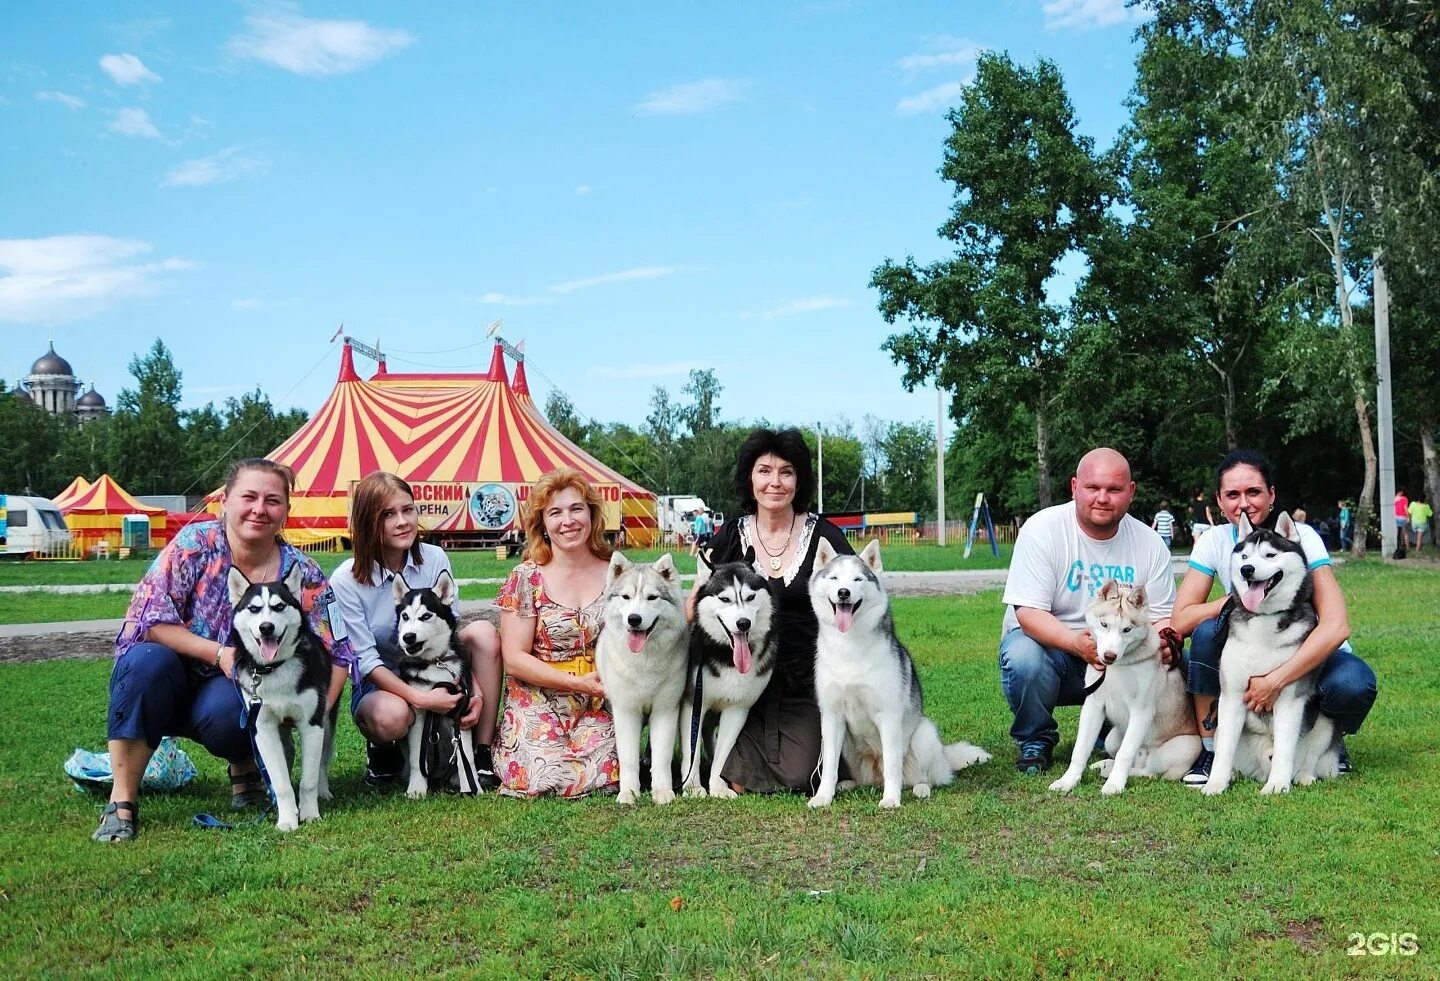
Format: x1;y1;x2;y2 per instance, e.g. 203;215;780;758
1049;580;1201;795
228;565;334;832
392;571;480;798
807;539;991;809
596;553;689;805
680;555;777;799
1202;512;1340;795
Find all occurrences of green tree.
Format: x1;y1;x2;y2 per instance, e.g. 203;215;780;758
873;52;1108;507
879;421;937;514
681;369;722;436
0;383;68;494
111;340;186;495
543;389;593;447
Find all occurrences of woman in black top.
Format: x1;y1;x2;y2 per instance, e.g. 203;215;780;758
697;427;853;793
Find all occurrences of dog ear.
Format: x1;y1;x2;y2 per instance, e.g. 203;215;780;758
607;551;632;584
859;539;883;574
1236;511;1254;537
1128;583;1147;609
392;572;410;607
652;552;676;581
282;561;304;597
814;538;837;570
1274;511;1300;542
742;545;756;567
1098;579;1119;600
227;567;251;607
433;569;456;606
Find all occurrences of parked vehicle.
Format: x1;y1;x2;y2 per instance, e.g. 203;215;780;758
0;494;73;557
656;494;724;543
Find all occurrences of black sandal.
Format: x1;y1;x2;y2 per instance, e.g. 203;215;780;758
92;800;138;843
229;766;269;811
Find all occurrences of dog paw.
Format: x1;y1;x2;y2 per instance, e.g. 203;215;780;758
1200;780;1228;797
616;788;639;806
708;782;738;800
1101;778;1126;796
1048;776;1077;793
1295;771;1318;786
807;793;833;809
912;784;931;799
1260;779;1291;796
1090;759;1115;777
878;796;902;810
275;814;299;833
682;785;708;799
300;809;321;823
837;779;858;791
405;785;428;800
318;785;333;802
652;787;676;806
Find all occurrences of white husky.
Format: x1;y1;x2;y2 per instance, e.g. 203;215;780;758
596;552;689;805
227;565;334;832
807;539;990;809
680;557;777;799
1203;512;1340;796
1049;580;1200;795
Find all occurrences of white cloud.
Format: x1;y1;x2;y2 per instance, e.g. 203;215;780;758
228;13;414;76
633;78;744;115
745;296;852;320
36;90;86;110
0;235;194;324
587;361;704;380
575;184;592;196
477;292;557;307
162;147;268;187
896;81;966;116
1042;0;1149;32
897;36;983;73
99;53;161;86
548;266;676;294
110;107;161;138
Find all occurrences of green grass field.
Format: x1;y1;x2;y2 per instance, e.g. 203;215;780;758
0;561;1434;976
0;542;1016;625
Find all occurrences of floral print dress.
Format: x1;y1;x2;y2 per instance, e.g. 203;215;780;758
494;561;619;798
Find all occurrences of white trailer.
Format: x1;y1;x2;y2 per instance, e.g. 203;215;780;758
1;495;74;557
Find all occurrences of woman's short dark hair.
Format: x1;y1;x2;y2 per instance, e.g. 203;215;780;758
733;427;816;515
1216;449;1275;491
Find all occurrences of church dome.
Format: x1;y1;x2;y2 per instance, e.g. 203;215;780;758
77;385;107;408
31;342;74;376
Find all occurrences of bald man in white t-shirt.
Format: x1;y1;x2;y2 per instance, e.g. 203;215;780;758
999;449;1177;774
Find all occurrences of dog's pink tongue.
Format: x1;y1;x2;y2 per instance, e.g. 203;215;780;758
627;629;648;653
732;633;753;674
260;637;280;662
1240;582;1268;614
834;603;855;633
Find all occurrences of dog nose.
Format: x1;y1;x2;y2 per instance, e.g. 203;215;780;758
1103;652;1118;664
837;587;850;601
258;623;275;637
627;613;643;629
1240;564;1255;580
402;632;416;646
736;618;751;632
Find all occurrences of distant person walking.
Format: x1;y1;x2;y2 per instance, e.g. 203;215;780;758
1409;497;1432;553
1395;490;1410;547
1151;501;1176;550
1188;489;1213;546
1338;500;1353;551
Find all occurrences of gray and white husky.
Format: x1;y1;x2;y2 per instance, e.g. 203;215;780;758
392;571;479;798
228;565;335;832
1049;580;1200;795
680;555;777;799
807;539;991;809
1202;512;1340;796
597;552;689;805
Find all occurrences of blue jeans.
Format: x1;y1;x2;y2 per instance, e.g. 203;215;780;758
998;628;1089;748
107;642;254;763
1185;616;1378;734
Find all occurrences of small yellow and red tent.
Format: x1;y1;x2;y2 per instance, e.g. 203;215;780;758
52;475;92;510
241;340;658;547
60;474;167;550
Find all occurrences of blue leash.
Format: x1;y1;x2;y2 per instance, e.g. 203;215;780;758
191;669;276;830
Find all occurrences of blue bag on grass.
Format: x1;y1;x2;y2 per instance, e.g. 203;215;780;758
64;736;197;793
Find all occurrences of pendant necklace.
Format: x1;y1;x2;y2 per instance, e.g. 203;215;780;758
754;514;795;573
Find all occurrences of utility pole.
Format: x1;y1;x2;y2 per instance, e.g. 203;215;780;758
1375;250;1396;558
936;384;946;547
817;424;825;514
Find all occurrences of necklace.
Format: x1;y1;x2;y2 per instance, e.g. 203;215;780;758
753;514;795;573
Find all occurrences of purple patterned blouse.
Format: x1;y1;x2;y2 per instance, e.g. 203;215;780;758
114;520;354;674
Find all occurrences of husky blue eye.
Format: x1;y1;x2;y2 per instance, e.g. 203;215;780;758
720;596;732;603
248;604;262;613
420;613;432;621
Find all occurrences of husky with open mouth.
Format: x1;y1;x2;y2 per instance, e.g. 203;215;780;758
596;553;689;805
680;552;778;798
228;564;335;831
807;539;990;809
1202;511;1340;795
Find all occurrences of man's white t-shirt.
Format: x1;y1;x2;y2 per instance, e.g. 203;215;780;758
1188;520;1333;593
1002;501;1176;635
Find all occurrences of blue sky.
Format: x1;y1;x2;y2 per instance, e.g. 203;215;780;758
2;2;1146;435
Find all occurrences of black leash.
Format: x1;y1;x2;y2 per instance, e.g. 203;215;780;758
418;678;480;795
684;661;705;786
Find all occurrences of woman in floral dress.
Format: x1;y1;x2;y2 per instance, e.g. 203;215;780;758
494;468;619;797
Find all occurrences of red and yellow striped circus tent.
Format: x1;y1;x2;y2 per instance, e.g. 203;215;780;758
250;340;658;547
60;474;167;550
52;475;92;510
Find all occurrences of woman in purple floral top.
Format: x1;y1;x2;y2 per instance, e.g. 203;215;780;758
93;458;354;843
